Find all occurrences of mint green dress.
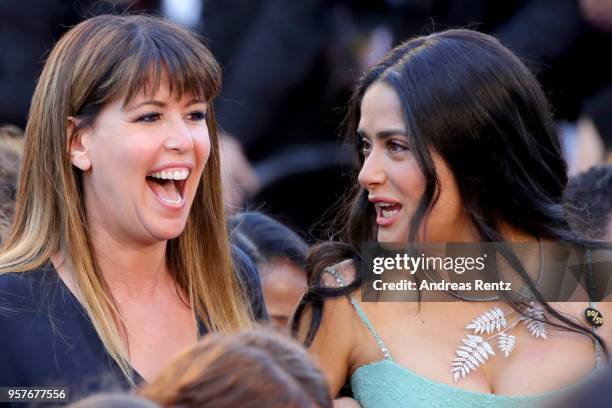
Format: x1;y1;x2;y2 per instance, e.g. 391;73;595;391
326;268;603;408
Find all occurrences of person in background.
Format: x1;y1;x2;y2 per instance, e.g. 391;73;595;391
0;125;23;244
230;212;309;329
0;0;115;128
563;165;612;241
140;329;333;408
0;15;265;402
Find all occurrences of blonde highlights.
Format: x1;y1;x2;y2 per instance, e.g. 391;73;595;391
0;14;253;382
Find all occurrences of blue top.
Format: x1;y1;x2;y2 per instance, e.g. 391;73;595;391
324;267;603;408
0;246;267;406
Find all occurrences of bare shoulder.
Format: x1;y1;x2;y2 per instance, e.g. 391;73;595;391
295;259;360;396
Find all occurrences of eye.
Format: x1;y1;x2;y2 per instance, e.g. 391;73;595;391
386;140;409;154
186;110;208;121
359;137;372;156
135;112;162;123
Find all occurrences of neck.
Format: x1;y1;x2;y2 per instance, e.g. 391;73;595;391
499;222;539;243
56;216;174;302
93;235;170;300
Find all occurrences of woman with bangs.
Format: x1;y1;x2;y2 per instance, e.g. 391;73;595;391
293;29;612;407
0;14;266;398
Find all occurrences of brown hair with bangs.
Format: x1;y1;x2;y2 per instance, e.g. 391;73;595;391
0;14;254;382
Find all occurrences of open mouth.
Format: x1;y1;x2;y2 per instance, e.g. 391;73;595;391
145;168;189;206
374;202;403;219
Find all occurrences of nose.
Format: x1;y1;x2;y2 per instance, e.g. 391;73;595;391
358;150;386;189
163;118;194;153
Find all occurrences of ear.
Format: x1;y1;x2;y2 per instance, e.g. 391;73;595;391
67;117;92;171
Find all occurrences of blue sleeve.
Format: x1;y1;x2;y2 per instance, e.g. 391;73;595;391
231;245;269;322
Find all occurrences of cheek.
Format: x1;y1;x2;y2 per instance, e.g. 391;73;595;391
194;128;211;168
392;159;426;205
89;139;145;187
426;158;464;230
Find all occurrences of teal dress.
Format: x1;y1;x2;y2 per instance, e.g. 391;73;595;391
326;267;603;408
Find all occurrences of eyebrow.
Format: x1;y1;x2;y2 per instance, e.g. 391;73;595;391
356;129;408;140
127;98;207;111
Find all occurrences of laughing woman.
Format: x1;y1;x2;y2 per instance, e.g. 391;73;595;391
0;15;265;399
293;29;612;407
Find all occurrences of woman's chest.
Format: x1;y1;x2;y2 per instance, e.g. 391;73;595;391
120;300;198;382
350;302;600;396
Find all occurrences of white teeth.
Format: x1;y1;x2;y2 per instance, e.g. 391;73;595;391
160;196;182;205
382;209;399;218
375;202;398;208
148;168;189;181
375;202;401;218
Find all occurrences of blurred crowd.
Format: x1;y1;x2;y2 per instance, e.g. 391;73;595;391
2;0;611;236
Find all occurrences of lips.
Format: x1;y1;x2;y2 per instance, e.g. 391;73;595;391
146;164;192;208
369;197;403;227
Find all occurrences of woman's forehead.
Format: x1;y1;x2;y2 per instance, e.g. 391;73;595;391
358;82;405;134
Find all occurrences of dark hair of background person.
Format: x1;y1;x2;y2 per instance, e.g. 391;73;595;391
563;165;612;241
140;329;332;408
229;212;310;277
290;29;608;357
229;212;310;328
0;125;23;244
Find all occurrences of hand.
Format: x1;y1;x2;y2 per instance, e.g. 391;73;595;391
219;134;260;212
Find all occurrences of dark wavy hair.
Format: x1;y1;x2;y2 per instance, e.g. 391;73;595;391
291;29;608;359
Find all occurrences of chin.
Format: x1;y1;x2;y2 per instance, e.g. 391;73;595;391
148;220;188;242
377;228;409;243
377;229;395;243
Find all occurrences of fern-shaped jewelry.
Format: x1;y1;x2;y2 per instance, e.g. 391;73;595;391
451;335;495;382
465;307;506;334
520;302;547;339
451;304;547;382
497;333;516;357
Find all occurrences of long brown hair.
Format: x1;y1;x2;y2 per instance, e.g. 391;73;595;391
0;14;254;381
140;329;332;408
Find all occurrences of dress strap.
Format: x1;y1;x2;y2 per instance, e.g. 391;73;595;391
586;249;603;369
324;266;392;361
590;307;603;370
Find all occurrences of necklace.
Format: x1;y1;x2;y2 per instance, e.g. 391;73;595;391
450;302;547;382
449;239;547;382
